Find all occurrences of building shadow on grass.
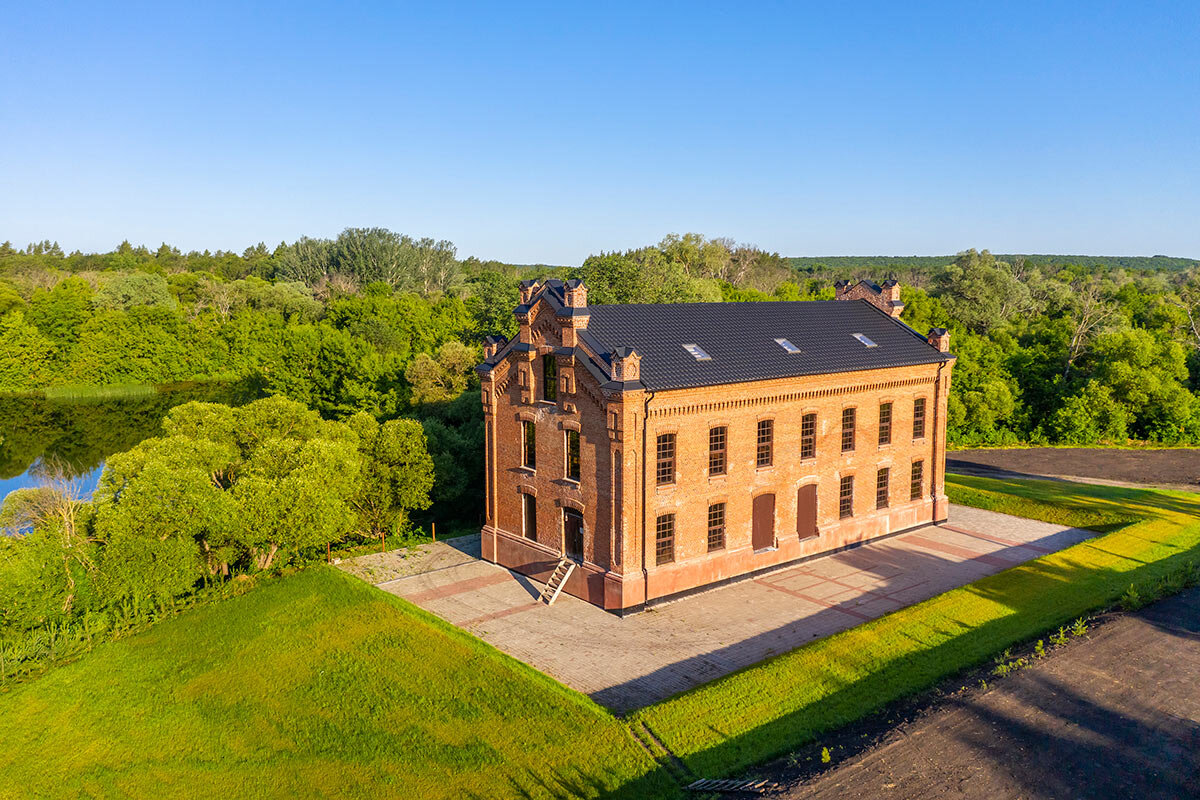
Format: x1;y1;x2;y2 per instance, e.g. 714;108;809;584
599;535;1200;797
590;519;1096;713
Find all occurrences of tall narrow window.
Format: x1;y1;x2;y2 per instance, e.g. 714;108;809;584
522;493;537;540
565;429;580;482
655;514;675;565
839;476;854;518
542;354;558;401
522;420;536;469
841;408;856;452
656;433;676;486
800;413;816;459
709;426;727;475
913;398;927;439
757;419;774;467
878;403;892;446
911;460;924;500
707;503;726;551
876;467;890;509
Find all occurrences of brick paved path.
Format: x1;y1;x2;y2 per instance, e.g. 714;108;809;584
342;506;1093;713
782;586;1200;799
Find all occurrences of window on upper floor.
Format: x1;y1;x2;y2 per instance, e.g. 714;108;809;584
542;354;558;401
522;420;536;469
841;408;856;452
879;403;892;446
913;398;927;439
800;413;817;460
656;433;676;486
709;426;727;475
757;419;774;468
565;429;580;482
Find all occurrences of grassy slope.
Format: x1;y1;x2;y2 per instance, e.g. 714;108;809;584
632;475;1200;778
0;568;674;800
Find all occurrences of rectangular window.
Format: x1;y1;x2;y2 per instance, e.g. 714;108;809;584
800;413;816;459
542;354;558;401
707;503;726;551
757;419;774;467
879;403;892;446
522;493;537;540
655;514;675;565
913;398;927;439
841;408;856;452
656;433;676;486
565;429;580;482
522;420;536;469
839;476;854;519
911;460;924;500
709;426;727;475
876;467;890;509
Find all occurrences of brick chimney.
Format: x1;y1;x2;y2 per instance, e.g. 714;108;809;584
482;335;507;360
610;346;641;383
927;328;951;352
564;278;588;308
518;279;540;305
835;279;904;318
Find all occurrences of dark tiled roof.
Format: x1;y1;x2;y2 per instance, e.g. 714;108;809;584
584;300;952;392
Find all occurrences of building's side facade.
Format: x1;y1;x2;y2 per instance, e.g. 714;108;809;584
479;282;953;612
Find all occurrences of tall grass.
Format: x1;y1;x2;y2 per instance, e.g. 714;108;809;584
41;383;157;401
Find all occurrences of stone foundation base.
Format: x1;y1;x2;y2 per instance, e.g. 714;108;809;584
483;496;946;612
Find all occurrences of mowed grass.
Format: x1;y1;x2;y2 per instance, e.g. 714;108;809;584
631;475;1200;779
0;567;674;800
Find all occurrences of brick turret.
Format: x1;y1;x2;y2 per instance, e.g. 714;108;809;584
835;279;905;318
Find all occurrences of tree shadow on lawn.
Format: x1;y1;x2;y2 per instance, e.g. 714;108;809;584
612;487;1200;787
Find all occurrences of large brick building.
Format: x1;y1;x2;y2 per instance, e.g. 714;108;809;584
477;278;955;612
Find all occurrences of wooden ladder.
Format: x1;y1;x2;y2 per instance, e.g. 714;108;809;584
539;559;576;606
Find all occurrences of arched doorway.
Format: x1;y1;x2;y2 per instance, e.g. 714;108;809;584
563;508;584;561
752;493;776;551
797;483;818;539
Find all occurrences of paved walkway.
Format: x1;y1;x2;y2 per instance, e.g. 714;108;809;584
782;586;1200;799
342;506;1094;713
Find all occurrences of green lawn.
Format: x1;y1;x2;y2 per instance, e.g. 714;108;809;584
0;567;674;800
631;475;1200;779
4;476;1198;799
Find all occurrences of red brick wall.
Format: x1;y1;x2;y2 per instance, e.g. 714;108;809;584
481;295;952;611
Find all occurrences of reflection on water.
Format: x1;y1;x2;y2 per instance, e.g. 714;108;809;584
0;381;256;509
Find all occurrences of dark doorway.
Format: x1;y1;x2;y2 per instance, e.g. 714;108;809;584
563;508;584;561
752;493;775;551
797;484;818;539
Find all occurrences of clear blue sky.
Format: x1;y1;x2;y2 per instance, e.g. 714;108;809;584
3;1;1197;264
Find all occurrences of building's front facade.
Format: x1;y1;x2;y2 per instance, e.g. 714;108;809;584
477;278;954;612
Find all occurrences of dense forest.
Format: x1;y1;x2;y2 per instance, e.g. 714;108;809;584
3;229;1200;677
4;231;1200;463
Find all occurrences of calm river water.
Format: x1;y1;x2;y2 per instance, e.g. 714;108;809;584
0;383;254;512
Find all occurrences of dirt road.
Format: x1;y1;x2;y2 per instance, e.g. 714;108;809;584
947;447;1200;492
778;587;1200;799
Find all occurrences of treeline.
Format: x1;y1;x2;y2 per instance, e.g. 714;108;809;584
4;232;1200;456
789;253;1200;273
0;396;434;678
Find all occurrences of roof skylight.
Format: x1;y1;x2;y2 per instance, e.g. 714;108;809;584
852;333;878;348
774;338;801;354
682;343;711;361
